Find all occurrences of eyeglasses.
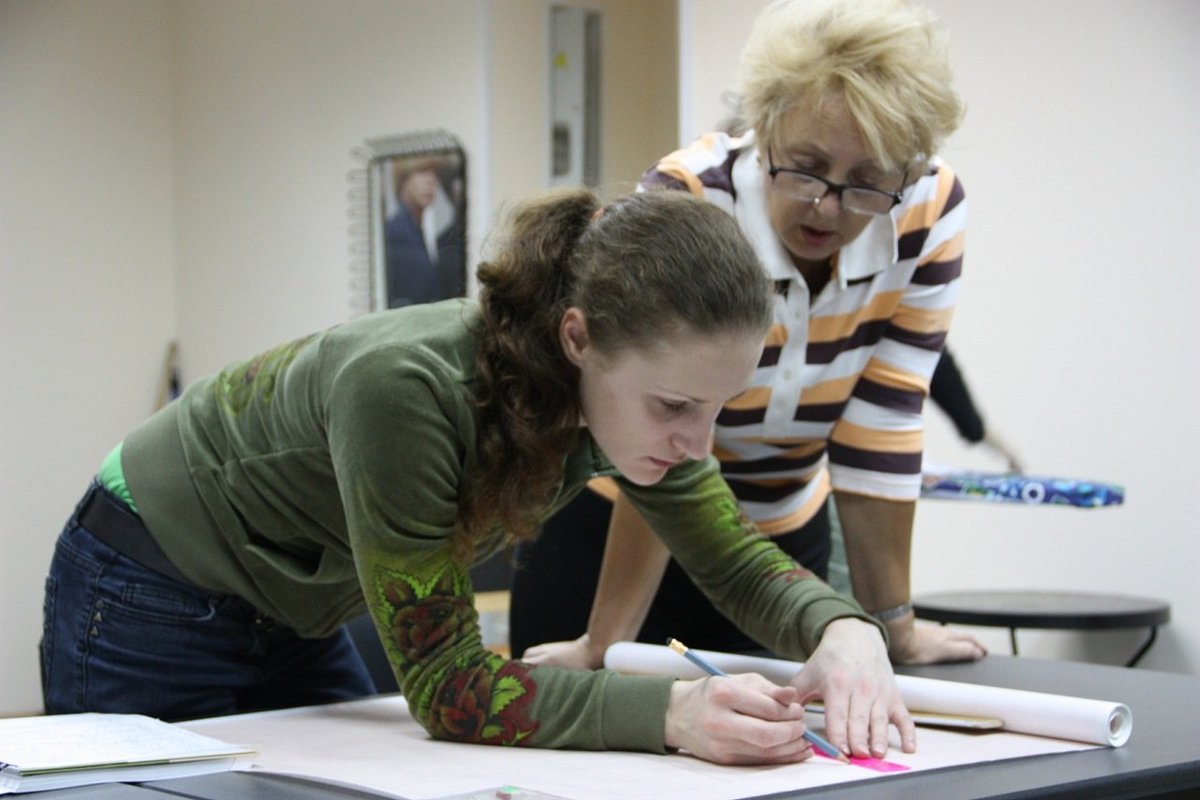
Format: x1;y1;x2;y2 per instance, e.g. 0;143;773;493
766;150;904;216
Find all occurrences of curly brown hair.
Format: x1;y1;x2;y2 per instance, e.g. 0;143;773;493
457;188;772;556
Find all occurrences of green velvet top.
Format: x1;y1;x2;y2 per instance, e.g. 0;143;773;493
120;299;878;753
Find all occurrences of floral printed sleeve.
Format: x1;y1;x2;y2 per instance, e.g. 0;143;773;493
357;541;674;752
367;559;540;746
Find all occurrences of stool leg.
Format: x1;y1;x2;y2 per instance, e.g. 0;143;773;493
1125;627;1157;668
1009;628;1019;656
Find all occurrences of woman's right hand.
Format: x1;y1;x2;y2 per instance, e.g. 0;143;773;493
663;674;815;765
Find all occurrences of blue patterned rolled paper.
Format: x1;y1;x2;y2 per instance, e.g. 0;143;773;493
920;470;1124;508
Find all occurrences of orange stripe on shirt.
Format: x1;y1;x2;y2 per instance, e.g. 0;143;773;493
714;439;828;462
587;476;619;503
830;418;923;453
916;228;966;265
809;290;905;342
756;471;831;535
889;303;955;335
723;385;773;410
655;162;706;197
896;166;959;233
763;323;788;349
862;358;930;394
595;472;829;536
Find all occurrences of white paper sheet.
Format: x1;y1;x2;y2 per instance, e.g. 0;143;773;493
604;642;1132;747
183;692;1099;800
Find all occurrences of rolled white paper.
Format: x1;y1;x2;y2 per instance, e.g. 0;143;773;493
604;642;1132;747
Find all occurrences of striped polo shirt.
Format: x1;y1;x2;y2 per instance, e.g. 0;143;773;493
636;131;965;534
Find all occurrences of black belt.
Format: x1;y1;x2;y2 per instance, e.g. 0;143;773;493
78;484;192;585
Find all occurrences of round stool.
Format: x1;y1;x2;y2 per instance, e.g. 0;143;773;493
913;590;1170;667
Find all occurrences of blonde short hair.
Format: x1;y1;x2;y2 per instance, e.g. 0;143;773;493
739;0;963;170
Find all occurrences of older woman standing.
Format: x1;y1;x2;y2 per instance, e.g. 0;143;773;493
514;0;987;672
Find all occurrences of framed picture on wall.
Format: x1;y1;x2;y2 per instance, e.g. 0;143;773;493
349;130;467;315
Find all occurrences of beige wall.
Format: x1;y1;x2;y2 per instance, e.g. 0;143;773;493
914;0;1199;671
1;0;179;715
171;0;490;377
595;0;678;192
487;0;678;220
678;0;767;143
486;1;549;236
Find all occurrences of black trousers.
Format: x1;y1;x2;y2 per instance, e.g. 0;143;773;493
509;489;831;659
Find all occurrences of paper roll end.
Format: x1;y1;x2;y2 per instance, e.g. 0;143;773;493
1107;704;1133;747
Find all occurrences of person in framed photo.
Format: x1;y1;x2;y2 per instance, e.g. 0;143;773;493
384;154;465;308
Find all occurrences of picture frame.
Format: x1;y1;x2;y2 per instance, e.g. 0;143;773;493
348;130;467;316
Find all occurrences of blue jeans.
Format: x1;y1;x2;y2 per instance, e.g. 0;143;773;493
41;485;377;721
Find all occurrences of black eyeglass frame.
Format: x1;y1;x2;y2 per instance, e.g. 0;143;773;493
766;149;906;216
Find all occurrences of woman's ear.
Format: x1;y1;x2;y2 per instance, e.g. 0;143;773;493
559;307;590;367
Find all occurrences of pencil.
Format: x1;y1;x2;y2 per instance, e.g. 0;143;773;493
665;637;850;764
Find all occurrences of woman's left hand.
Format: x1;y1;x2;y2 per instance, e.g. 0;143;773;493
789;617;916;759
518;634;604;670
885;613;988;665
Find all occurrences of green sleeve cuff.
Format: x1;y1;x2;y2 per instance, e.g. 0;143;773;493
601;673;676;753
